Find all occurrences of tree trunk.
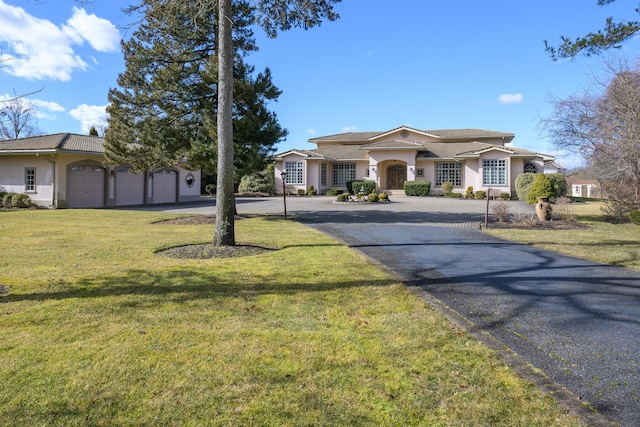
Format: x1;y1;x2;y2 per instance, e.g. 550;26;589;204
214;0;235;246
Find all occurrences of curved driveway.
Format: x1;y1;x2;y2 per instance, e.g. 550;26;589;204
154;196;640;426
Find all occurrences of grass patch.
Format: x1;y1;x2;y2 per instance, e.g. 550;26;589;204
0;209;580;426
486;200;640;270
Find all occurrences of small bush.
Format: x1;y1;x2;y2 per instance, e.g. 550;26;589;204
492;202;511;222
367;193;379;202
526;174;556;204
307;185;317;196
465;186;474;199
326;189;343;196
378;192;389;202
630;210;640;225
351;180;376;195
441;181;454;193
500;192;511;200
516;214;539;227
0;192;6;207
345;181;355;195
547;173;568;198
11;193;31;209
204;184;216;196
554;197;576;222
444;192;462;198
405;180;431;196
515;173;537;201
2;193;15;209
336;193;350;202
238;170;275;195
475;190;486;200
297;189;306;196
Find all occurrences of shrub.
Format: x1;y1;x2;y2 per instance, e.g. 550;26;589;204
378;192;389;202
441;181;454;193
630;210;640;225
515;214;539;227
500;192;511;200
367;193;379;202
444;192;462;198
547;173;568;197
350;180;376;195
11;193;31;208
297;189;306;196
492;202;511;222
474;190;486;200
345;181;354;195
336;193;350;202
526;174;556;204
326;189;343;196
555;197;576;222
238;170;274;195
464;186;474;199
515;173;537;201
2;193;15;209
204;184;216;196
0;192;6;207
405;180;431;196
307;185;317;196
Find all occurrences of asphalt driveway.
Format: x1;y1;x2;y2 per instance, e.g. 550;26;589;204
149;195;639;426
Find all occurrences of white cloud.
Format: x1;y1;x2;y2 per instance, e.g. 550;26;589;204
32;98;66;119
341;126;357;132
69;104;108;133
498;93;523;104
0;1;120;81
65;7;120;53
307;128;316;135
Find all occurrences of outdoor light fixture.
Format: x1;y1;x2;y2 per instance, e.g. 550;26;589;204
280;170;288;219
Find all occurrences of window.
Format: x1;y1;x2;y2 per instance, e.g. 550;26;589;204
332;163;356;187
524;162;537;173
435;162;462;186
416;168;424;177
25;168;36;192
284;161;304;184
483;159;507;185
320;163;327;186
365;168;370;177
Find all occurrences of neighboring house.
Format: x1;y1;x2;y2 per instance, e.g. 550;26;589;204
544;161;567;175
275;125;553;197
0;133;201;208
570;179;602;199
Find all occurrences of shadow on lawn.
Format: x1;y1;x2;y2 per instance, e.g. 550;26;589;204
1;268;396;304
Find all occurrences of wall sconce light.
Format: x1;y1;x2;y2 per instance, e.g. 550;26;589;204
149;171;154;178
371;167;376;172
409;167;414;172
110;169;115;177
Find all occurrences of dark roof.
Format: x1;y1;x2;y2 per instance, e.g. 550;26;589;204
0;133;105;154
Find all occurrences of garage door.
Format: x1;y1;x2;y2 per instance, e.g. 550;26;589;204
152;169;177;204
67;165;105;208
115;167;145;206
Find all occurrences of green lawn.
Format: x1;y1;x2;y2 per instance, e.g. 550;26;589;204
0;209;581;426
487;200;640;271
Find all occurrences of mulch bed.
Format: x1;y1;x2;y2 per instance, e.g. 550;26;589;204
487;220;590;230
154;215;276;259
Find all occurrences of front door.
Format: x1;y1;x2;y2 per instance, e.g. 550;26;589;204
387;166;406;189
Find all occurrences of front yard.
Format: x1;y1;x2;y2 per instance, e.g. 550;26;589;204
0;209;581;426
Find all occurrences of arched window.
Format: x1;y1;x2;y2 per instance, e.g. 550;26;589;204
524;162;537;173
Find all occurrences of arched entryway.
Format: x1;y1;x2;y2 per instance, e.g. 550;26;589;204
387;165;406;189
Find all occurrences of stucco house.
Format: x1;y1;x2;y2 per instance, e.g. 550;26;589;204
570;179;602;199
0;133;201;208
275;125;553;197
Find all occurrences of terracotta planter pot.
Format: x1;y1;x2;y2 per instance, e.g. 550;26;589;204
535;197;552;221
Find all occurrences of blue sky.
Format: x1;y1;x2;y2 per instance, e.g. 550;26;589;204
2;0;640;169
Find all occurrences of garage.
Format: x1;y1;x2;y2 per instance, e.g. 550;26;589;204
115;167;145;206
67;164;105;208
152;169;177;204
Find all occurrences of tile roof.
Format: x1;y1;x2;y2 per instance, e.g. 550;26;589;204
358;140;425;149
308;126;515;143
0;133;105;153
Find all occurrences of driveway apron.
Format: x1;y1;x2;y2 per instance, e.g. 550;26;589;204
304;217;640;427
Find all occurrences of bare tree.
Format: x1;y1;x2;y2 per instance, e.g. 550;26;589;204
0;96;44;140
541;58;640;216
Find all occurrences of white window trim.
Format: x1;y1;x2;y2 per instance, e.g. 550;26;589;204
25;167;36;193
482;159;507;186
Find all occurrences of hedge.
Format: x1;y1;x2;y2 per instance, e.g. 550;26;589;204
404;180;431;196
515;173;536;201
349;180;376;195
